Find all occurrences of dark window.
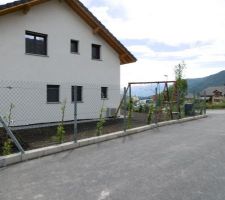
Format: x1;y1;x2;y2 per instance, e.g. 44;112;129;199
92;44;101;60
47;85;60;103
72;86;83;102
25;31;47;55
101;87;108;99
71;40;79;53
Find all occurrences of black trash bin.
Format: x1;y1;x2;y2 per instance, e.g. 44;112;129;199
184;103;194;116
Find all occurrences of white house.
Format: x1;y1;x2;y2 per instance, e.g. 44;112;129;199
0;0;136;127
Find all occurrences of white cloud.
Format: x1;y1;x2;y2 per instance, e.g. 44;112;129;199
81;0;225;86
0;0;13;4
84;0;225;45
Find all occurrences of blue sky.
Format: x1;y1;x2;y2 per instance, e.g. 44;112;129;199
1;0;225;86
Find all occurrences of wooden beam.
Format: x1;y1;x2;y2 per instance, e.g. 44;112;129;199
128;81;176;85
119;54;126;60
93;26;100;34
22;5;30;14
0;0;50;16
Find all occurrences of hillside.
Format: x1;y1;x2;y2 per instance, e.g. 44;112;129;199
187;70;225;94
124;70;225;97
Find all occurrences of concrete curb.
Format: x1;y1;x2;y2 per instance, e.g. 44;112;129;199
0;114;207;168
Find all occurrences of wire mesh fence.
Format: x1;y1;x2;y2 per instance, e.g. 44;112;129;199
0;80;206;156
120;82;206;129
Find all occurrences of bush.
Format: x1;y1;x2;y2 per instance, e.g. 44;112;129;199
96;105;106;136
54;99;66;143
3;138;13;156
55;124;65;143
206;102;225;109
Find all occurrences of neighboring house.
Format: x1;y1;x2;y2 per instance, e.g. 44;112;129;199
185;93;194;101
200;86;225;103
0;0;136;126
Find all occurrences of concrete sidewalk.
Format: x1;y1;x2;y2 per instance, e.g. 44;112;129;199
1;110;225;200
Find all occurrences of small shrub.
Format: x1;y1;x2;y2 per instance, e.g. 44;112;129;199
127;99;133;129
139;104;143;112
96;104;106;136
206;102;225;109
2;103;15;155
147;104;154;125
3;138;13;156
55;124;65;143
54;99;66;143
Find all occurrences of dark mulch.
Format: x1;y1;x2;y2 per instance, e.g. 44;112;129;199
0;110;179;155
0;115;148;155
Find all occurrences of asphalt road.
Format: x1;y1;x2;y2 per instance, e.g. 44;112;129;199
1;110;225;200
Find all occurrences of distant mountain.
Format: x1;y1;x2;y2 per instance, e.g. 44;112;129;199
187;70;225;94
122;70;225;97
131;85;155;97
130;83;168;98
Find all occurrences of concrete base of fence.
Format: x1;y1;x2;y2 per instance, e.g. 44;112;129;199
0;114;207;168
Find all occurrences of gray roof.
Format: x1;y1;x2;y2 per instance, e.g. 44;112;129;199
0;0;31;10
201;86;225;96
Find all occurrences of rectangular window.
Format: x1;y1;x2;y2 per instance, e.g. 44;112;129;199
92;44;101;60
101;87;108;99
47;85;60;103
25;31;47;55
72;86;83;102
71;40;79;53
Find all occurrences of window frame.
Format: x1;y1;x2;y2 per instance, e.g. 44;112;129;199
101;87;108;99
25;30;48;56
70;39;79;54
47;85;60;104
92;44;101;60
71;86;83;103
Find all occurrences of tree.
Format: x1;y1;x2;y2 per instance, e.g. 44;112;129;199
175;61;187;103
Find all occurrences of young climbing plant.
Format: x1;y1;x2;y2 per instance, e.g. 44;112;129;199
96;101;106;136
174;61;188;117
127;98;133;129
55;99;67;143
2;103;15;155
147;104;154;125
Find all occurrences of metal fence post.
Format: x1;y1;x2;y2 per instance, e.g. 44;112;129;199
0;116;25;154
73;86;78;142
128;84;132;128
193;92;196;116
123;87;127;132
129;83;132;107
154;87;158;124
177;89;181;119
204;90;206;115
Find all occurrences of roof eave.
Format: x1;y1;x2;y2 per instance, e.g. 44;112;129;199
0;0;50;16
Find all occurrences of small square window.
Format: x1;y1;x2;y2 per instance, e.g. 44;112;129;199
71;40;79;54
92;44;101;60
47;85;60;103
72;86;83;102
101;87;108;99
25;31;47;56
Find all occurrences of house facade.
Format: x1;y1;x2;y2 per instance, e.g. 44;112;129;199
200;86;225;103
0;0;136;126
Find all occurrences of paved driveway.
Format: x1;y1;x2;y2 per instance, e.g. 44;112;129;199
1;110;225;200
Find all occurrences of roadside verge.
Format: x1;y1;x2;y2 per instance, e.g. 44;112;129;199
0;115;207;168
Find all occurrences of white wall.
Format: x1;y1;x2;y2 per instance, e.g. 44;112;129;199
0;1;121;126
